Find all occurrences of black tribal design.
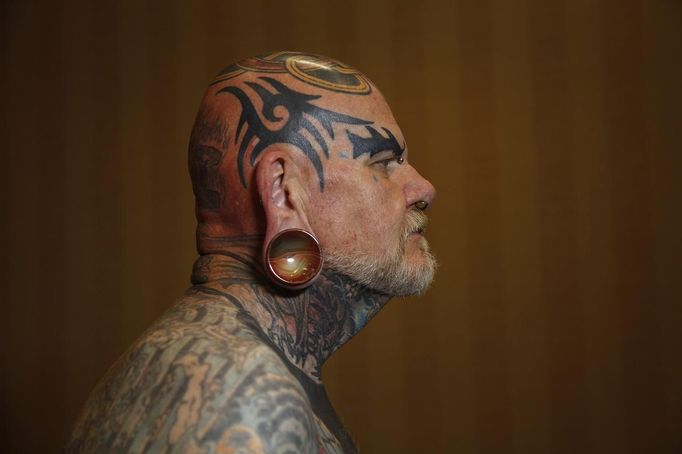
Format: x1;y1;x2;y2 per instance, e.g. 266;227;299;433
218;76;371;190
188;105;230;210
347;125;405;159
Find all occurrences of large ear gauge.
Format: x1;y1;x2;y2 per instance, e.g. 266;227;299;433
265;228;323;290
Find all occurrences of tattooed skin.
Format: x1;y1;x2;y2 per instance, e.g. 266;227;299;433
188;104;229;210
211;51;373;95
67;239;389;453
69;52;437;453
218;76;370;189
192;51;405;194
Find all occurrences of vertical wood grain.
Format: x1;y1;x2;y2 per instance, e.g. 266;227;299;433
1;1;680;452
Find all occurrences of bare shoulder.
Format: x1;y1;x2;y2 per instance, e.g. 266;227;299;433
67;291;318;453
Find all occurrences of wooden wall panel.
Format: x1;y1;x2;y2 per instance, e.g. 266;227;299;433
1;0;680;452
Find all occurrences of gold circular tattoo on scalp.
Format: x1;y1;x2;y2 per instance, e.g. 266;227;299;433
285;56;371;94
211;52;372;95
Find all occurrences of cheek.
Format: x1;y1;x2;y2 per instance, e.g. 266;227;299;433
312;154;410;245
312;190;372;248
311;173;404;252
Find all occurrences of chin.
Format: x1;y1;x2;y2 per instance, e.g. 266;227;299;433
395;240;438;295
324;246;437;297
399;257;438;296
371;249;437;297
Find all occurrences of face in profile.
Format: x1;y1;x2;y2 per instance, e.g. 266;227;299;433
307;95;437;297
192;52;437;296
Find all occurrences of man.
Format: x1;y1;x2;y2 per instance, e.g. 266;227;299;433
68;51;436;453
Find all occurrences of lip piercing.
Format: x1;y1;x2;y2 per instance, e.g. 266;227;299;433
415;201;429;211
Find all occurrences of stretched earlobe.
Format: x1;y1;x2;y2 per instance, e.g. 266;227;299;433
264;229;323;290
256;151;321;289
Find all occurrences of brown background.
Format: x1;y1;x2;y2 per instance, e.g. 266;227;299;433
1;0;681;452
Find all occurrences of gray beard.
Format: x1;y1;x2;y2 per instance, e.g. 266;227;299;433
324;209;437;297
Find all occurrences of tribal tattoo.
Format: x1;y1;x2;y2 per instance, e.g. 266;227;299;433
188;105;229;210
189;53;405;199
348;125;405;159
218;77;371;190
213;78;405;191
67;239;390;453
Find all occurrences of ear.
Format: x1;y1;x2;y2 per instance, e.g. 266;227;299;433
255;150;314;248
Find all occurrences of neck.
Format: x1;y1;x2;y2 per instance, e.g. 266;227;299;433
191;235;391;383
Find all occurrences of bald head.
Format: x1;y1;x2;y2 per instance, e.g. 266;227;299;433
188;52;436;296
189;52;403;243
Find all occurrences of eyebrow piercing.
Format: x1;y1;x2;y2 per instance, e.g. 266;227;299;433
397;156;405;164
415;200;429;211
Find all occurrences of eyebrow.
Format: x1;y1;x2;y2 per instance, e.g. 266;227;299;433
346;125;406;159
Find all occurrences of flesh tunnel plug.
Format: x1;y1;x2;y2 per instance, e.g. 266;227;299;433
265;229;323;289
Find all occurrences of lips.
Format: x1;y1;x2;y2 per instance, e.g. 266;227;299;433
407;229;424;238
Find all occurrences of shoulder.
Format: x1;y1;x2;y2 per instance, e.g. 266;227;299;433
68;293;319;453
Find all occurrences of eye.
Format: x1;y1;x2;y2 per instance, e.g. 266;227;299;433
372;155;404;169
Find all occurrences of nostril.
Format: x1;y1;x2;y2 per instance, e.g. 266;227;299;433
415;201;429;211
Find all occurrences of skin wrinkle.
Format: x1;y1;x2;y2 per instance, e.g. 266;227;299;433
67;52;436;454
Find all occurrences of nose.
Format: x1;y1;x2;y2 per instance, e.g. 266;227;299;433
401;164;436;209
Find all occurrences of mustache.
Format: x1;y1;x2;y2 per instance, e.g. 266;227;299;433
403;208;429;238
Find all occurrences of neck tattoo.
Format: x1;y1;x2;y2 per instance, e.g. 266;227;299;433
190;235;391;382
